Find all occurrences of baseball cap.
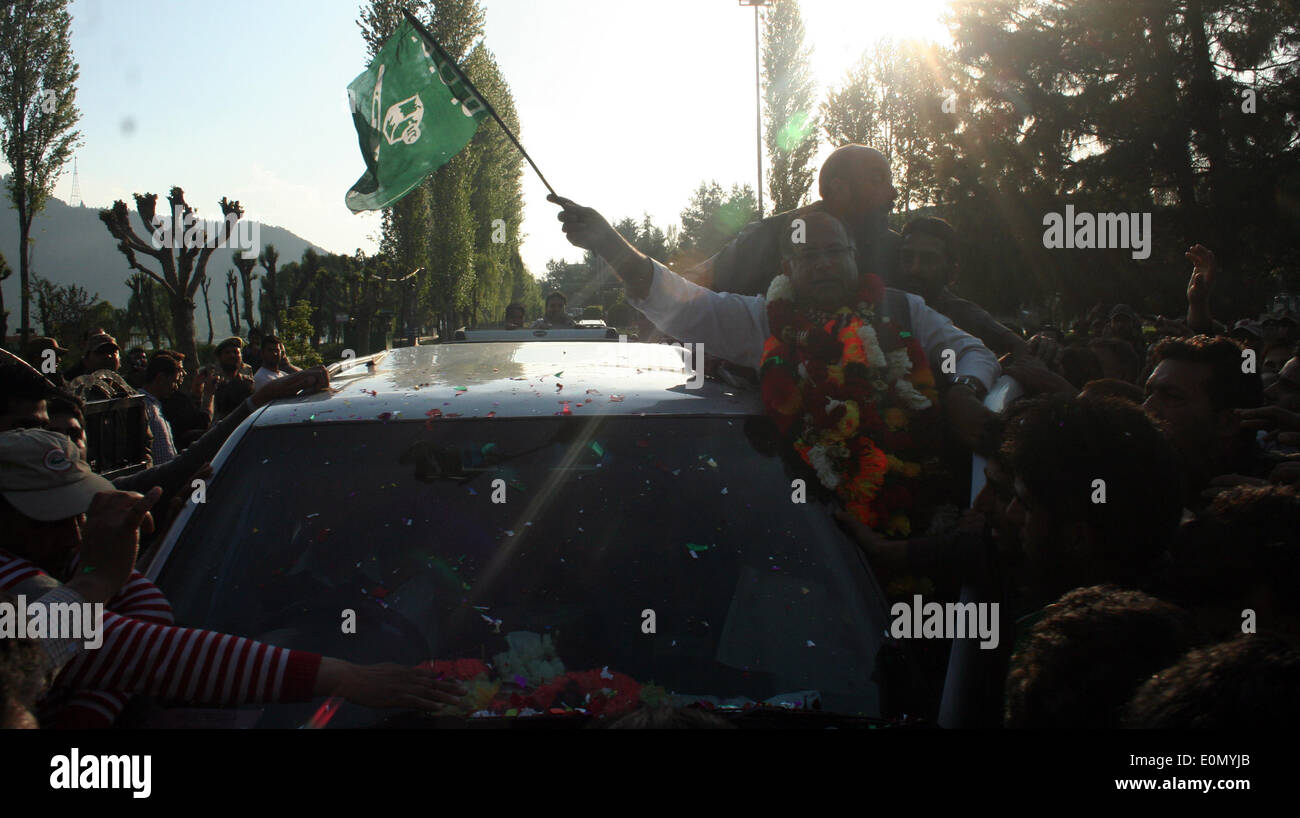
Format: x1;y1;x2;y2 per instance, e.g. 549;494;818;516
85;331;119;354
0;429;114;521
23;336;69;358
215;336;243;355
1230;319;1264;340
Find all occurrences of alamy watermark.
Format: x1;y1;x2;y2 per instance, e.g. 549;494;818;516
1042;205;1152;260
596;335;704;390
0;594;104;649
150;204;260;259
890;595;1000;650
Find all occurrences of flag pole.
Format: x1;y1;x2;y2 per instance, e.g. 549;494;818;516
401;9;557;197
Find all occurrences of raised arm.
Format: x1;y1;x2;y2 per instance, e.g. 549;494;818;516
548;194;768;369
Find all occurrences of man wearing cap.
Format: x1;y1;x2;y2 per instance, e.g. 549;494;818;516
0;429;466;726
63;331;121;382
1229;319;1265;352
210;336;256;421
21;337;70;386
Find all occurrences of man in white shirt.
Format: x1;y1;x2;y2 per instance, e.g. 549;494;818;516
548;194;1000;450
253;335;287;390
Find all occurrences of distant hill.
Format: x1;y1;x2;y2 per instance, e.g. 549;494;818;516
0;188;327;342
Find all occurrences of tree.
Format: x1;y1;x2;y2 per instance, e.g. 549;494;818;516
946;0;1300;318
278;299;322;367
762;0;819;215
258;244;280;333
125;272;167;348
822;38;948;213
0;0;81;346
676;181;758;266
31;273;95;343
233;255;258;333
464;44;524;329
223;269;241;335
0;251;10;338
99;188;243;372
358;0;488;337
199;274;214;346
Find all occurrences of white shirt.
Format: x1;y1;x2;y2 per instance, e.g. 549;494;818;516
139;389;177;465
629;260;1001;390
253;366;284;390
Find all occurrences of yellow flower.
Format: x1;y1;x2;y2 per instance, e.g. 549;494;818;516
826;365;845;386
886;514;912;537
884;407;908;431
836;401;860;438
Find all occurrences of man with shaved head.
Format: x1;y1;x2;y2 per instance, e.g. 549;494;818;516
686;144;901;297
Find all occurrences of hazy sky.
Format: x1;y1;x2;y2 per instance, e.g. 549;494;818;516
38;0;950;276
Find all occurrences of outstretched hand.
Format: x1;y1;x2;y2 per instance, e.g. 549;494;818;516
548;193;620;254
1186;244;1216;306
251;366;331;408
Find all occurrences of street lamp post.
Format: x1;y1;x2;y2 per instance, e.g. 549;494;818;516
740;0;772;218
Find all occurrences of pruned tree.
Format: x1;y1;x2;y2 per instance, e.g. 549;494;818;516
0;0;82;345
223;268;241;335
200;273;214;346
258;244;280;333
99;187;242;373
233;254;257;333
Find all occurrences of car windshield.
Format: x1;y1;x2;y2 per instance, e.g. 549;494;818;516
156;416;889;726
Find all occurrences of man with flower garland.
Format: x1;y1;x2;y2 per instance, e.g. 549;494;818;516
550;195;999;536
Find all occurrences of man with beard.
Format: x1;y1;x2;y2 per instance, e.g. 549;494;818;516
212;336;255;421
549;194;999;530
892;217;1027;359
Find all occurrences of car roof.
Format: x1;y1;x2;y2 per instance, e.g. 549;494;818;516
253;341;760;426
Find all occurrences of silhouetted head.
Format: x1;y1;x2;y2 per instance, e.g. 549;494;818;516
818;145;896;228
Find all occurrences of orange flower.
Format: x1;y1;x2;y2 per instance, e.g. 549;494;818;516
884;407;908;431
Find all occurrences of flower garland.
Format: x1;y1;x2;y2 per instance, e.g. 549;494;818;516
760;272;942;536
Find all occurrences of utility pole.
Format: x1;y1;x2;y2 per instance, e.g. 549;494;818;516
739;0;772;218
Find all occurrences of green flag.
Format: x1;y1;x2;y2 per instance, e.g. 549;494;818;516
345;19;489;213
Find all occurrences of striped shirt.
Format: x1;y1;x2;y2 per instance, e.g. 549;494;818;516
0;550;320;721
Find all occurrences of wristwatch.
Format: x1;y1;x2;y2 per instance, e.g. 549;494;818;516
948;374;988;402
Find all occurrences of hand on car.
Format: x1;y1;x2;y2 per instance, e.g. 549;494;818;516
251;366;332;408
72;487;163;602
945;385;996;453
834;509;907;573
316;658;468;712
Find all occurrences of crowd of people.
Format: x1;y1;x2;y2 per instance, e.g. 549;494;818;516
0;330;466;728
2;141;1298;730
549;143;1300;728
